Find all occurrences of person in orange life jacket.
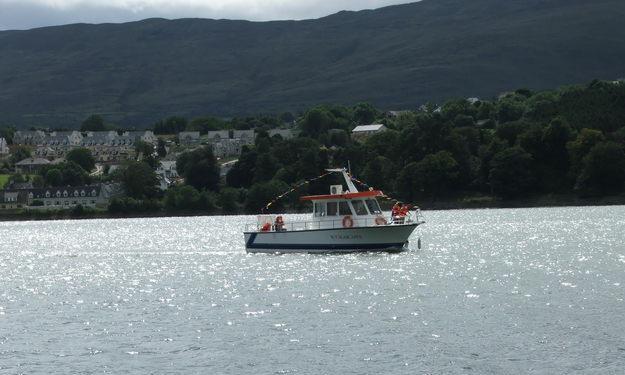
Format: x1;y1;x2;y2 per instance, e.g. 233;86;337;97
392;202;401;218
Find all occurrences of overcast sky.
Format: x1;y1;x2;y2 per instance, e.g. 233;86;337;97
0;0;414;30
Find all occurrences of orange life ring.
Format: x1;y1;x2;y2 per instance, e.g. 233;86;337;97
261;223;271;232
375;216;387;225
342;215;354;228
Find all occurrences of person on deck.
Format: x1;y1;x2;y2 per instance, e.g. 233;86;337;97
392;202;403;224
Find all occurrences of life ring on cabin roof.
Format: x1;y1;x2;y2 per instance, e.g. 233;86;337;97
342;215;354;228
375;216;388;226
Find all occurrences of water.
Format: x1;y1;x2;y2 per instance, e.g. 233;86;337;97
1;206;624;374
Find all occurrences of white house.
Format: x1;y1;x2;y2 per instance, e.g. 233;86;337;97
351;124;387;141
0;137;8;155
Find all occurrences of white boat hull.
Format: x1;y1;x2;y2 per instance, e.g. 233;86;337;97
244;223;420;254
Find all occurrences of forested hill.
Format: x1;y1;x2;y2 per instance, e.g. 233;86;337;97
1;0;625;128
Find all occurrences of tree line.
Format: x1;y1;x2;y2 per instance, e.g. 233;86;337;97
2;79;625;215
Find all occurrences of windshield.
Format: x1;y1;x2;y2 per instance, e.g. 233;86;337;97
365;199;382;215
314;202;326;217
352;200;369;215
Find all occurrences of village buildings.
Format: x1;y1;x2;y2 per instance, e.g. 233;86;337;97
0;183;119;210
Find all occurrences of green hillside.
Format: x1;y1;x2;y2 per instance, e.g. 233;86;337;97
0;0;624;127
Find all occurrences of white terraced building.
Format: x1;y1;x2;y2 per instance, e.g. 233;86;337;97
0;137;8;155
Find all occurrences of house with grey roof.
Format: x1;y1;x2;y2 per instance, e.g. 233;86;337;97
233;130;256;145
207;130;230;143
15;157;51;174
179;131;201;146
124;130;157;144
351;124;387;141
50;131;83;146
0;190;27;209
13;130;46;146
22;183;121;210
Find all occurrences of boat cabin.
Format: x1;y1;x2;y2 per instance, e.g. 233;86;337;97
253;169;394;232
302;188;384;225
298;169;389;229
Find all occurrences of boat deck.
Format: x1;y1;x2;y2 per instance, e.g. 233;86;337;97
245;212;424;233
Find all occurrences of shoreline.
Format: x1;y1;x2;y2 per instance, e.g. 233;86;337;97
2;194;625;222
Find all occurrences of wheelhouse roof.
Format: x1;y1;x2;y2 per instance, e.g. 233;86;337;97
300;190;383;201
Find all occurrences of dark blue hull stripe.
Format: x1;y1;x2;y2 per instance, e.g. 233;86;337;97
246;241;406;250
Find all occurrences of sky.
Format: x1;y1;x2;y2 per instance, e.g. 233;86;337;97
0;0;413;30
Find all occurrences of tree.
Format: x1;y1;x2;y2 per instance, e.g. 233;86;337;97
353;102;377;125
218;187;240;214
567;128;605;179
396;162;420;202
81;115;106;131
187;117;226;134
489;147;534;199
165;185;201;210
0;126;15;144
414;151;459;199
362;156;396;192
45;168;63;186
176;146;220;191
575;142;625;196
153;116;187;135
245;179;289;213
300;107;335;138
157;138;167;158
253;153;280;183
32;175;45;188
226;148;257;188
66;148;95;172
135;141;157;169
10;145;31;164
496;98;525;123
119;161;159;199
59;161;91;186
40;161;90;186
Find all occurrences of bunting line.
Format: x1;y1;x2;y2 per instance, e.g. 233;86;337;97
262;172;332;212
262;171;419;213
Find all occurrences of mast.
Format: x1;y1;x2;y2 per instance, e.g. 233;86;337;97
326;168;358;193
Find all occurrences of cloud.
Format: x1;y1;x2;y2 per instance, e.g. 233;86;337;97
0;0;412;30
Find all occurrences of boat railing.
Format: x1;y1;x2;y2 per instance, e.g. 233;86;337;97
245;209;424;233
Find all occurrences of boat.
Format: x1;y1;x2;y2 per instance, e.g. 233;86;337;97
243;168;425;254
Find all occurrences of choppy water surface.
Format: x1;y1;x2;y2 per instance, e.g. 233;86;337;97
1;207;624;374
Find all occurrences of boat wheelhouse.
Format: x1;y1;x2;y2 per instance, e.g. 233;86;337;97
244;168;424;254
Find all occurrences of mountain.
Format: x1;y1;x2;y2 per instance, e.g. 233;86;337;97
1;0;624;128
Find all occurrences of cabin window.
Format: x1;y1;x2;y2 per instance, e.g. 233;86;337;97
339;201;351;216
352;200;369;216
327;202;338;216
366;199;382;215
314;202;326;217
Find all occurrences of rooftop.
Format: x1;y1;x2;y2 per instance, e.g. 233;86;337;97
352;124;386;133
